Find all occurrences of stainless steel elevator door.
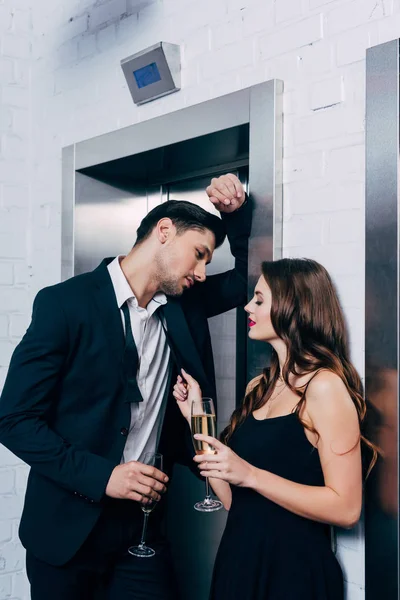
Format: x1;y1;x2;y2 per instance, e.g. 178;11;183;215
74;169;247;600
165;173;246;600
74;172;150;275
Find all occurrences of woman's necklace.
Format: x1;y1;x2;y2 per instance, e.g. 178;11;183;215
268;378;287;403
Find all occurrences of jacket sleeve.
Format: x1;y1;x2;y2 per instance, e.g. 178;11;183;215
0;287;116;503
193;195;252;319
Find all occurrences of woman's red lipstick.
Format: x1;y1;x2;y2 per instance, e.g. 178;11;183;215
248;319;256;327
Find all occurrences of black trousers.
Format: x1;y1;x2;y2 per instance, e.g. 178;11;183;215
26;499;180;600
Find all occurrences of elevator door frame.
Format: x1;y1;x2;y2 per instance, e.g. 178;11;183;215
365;39;399;599
62;81;283;384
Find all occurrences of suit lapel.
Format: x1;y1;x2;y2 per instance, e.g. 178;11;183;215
160;299;212;397
88;260;211;400
89;259;126;373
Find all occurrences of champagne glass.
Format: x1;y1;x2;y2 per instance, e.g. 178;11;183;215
128;452;163;558
191;398;223;512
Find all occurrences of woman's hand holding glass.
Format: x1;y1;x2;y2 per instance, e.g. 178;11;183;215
172;368;202;422
193;434;256;488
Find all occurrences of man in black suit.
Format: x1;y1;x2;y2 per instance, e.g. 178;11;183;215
0;173;251;600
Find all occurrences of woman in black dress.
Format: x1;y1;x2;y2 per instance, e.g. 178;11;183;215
173;258;377;600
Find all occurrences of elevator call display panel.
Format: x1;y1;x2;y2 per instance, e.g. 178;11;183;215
121;42;181;105
133;62;162;89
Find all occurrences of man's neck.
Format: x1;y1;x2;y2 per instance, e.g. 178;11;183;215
120;250;159;309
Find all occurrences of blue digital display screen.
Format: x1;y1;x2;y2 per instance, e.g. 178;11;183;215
133;62;161;89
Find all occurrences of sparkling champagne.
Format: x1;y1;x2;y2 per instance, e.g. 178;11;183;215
191;414;217;455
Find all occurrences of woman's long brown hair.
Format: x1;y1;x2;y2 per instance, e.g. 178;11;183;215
221;258;378;477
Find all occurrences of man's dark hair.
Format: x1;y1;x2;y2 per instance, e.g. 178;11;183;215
135;200;226;248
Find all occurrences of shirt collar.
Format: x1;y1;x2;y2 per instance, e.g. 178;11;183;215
108;256;167;312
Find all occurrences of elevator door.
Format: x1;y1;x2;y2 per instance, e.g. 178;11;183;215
165;172;246;600
74;168;247;600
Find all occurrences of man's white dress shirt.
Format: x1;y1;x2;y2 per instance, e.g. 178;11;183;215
107;256;171;464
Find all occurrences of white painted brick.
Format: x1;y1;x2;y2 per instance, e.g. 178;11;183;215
0;288;28;313
10;108;29;138
238;62;269;89
0;209;28;234
0;574;12;598
310;0;338;6
283;151;325;184
0;263;13;285
9;314;29;338
284;215;325;247
13;262;30;285
199;39;254;80
78;33;97;59
63;14;89;39
0;445;22;469
275;0;303;23
0;368;6;392
127;0;158;12
293;106;364;145
298;42;334;76
336;25;377;67
11;9;32;34
378;12;400;43
335;275;363;310
328;0;388;36
211;14;243;50
283;242;364;277
310;76;344;111
286;181;364;215
0;315;8;338
0;7;12;33
2;134;26;160
0;540;25;573
0;522;12;545
183;27;210;63
0;470;15;495
211;71;241;100
336;537;365;586
329;210;363;244
337;520;364;552
2;85;29;109
259;14;323;59
168;0;226;35
96;23;117;53
344;582;365;600
0;58;15;84
342;62;366;107
183;83;211;108
2;186;28;209
88;0;127;30
15;465;29;497
1;34;30;60
0;234;26;259
242;3;274;37
0;341;17;367
56;39;79;67
327;145;365;178
12;569;30;600
14;58;30;87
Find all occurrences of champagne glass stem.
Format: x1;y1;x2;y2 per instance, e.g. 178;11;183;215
139;513;149;548
205;477;212;504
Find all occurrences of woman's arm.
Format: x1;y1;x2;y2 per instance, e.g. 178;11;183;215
172;370;233;509
194;371;363;528
208;478;232;510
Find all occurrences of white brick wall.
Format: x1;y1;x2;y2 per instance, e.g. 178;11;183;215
1;0;399;597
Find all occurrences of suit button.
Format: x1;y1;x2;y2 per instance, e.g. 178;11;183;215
120;427;128;436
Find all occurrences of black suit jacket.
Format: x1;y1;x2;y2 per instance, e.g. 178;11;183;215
0;199;252;566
